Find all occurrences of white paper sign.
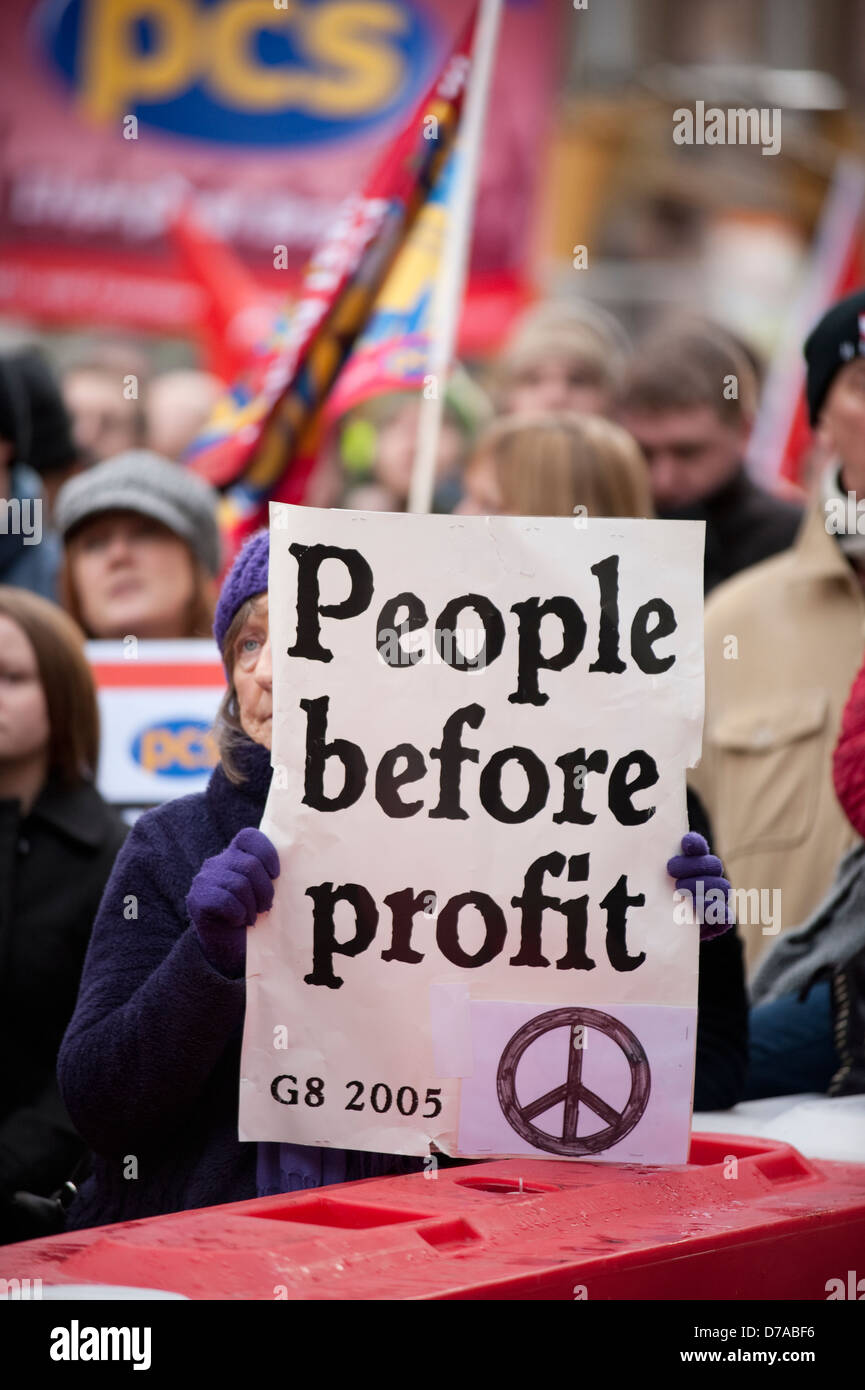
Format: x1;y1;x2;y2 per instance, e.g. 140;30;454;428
239;506;704;1163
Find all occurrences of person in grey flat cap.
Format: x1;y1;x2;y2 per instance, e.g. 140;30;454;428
54;450;221;639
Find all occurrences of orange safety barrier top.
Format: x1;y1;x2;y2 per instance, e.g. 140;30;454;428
2;1134;864;1300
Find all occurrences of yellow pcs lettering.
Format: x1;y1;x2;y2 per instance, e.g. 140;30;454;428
138;725;218;773
81;0;409;123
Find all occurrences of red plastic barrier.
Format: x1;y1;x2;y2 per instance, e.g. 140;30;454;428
2;1134;864;1300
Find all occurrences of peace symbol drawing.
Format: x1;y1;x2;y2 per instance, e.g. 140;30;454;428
496;1006;651;1156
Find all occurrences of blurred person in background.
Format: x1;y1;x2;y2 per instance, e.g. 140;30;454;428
13;347;84;523
55;451;220;640
0;587;126;1243
340;367;492;513
146;369;224;462
617;319;803;594
0;354;58;600
303;439;347;510
691;289;865;978
496;300;630;420
62;361;147;466
458;410;747;1110
458;411;652;518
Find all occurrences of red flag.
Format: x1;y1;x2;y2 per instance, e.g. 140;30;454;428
170;207;277;383
746;159;865;491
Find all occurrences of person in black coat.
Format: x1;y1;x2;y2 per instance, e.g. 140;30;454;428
0;585;126;1243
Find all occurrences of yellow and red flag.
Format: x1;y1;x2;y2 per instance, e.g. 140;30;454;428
186;7;477;565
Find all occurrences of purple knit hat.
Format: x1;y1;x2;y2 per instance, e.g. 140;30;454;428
213;528;269;660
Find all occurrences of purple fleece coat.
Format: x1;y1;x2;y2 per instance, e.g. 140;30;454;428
57;736;423;1232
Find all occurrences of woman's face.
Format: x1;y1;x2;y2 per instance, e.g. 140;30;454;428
231;595;272;749
455;453;506;516
0;615;50;767
507;354;611;418
70;510;198;639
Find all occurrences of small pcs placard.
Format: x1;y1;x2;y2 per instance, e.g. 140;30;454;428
239;505;705;1164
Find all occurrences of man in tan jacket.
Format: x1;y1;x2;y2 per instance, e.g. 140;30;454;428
691;288;865;977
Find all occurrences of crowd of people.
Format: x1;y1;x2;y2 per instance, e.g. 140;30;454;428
2;286;865;1243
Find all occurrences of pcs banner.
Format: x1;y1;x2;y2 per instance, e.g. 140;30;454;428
0;0;560;347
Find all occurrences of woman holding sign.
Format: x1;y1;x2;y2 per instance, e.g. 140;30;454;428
58;530;425;1232
58;515;741;1232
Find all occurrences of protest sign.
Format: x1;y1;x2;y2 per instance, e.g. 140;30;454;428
240;506;704;1163
87;640;223;819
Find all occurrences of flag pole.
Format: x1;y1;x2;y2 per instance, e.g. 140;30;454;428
407;0;503;515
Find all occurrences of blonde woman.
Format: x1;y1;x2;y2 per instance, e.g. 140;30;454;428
457;412;653;519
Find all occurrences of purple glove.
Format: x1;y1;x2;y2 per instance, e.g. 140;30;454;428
667;831;734;942
186;827;280;978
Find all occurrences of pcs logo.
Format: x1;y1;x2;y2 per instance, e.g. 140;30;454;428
37;0;435;146
131;719;218;778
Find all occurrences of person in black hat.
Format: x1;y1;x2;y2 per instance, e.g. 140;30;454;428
805;286;865;575
691;286;865;986
805;286;865;428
